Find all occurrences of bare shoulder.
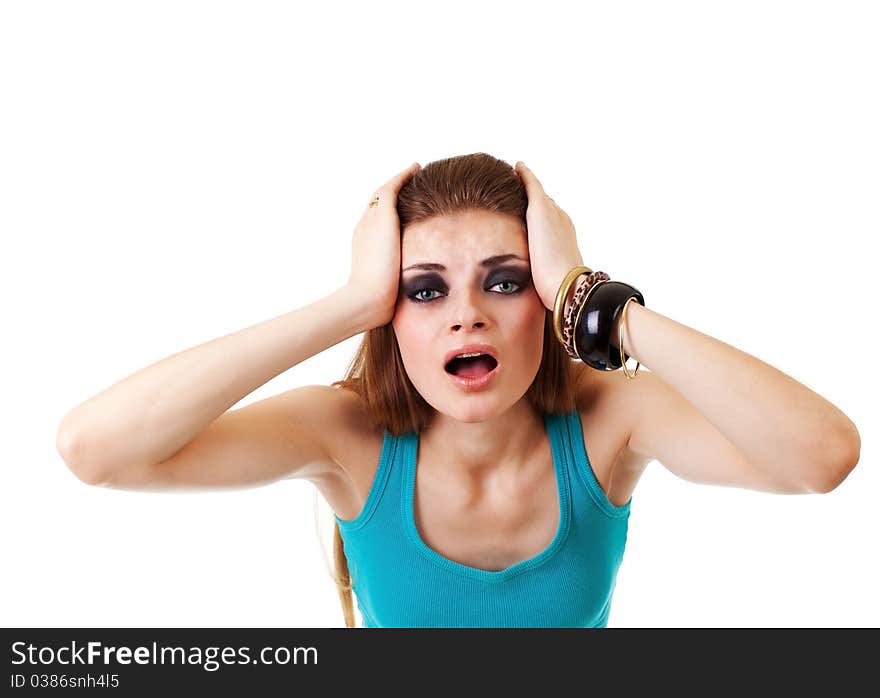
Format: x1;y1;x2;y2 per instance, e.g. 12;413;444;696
310;385;385;521
571;361;637;428
573;364;653;506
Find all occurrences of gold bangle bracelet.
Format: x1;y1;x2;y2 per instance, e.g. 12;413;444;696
553;266;592;346
619;296;641;379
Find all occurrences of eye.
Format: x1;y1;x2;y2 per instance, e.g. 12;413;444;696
492;280;521;294
409;288;441;302
406;280;524;304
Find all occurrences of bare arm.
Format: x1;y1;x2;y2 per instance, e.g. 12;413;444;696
56;285;379;483
613;302;861;493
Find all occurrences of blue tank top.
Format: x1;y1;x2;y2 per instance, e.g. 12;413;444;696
333;405;632;628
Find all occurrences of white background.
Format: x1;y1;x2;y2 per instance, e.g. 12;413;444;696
2;0;876;628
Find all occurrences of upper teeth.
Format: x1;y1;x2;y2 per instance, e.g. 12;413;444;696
455;352;485;359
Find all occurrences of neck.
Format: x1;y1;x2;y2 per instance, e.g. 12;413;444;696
419;398;547;478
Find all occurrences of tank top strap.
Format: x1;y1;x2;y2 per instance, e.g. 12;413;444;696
559;404;632;518
334;429;400;532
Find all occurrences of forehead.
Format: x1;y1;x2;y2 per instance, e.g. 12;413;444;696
401;210;527;263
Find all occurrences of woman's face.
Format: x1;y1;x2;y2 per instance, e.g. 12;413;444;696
392;209;546;422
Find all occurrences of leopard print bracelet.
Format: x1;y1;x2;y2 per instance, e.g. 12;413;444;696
561;273;593;358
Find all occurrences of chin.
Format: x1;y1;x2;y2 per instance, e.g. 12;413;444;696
416;388;490;418
438;391;520;424
446;408;498;423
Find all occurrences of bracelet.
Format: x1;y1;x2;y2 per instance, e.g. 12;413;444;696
551;266;612;359
552;266;592;346
562;270;610;359
573;280;644;371
618;296;641;379
552;264;645;375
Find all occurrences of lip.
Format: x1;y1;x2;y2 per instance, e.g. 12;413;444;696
446;361;501;392
443;343;501;393
443;343;500;368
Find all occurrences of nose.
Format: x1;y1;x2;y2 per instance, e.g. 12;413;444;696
451;318;486;331
449;289;490;332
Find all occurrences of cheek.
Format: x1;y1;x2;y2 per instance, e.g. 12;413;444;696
512;307;547;367
508;298;546;341
391;308;432;374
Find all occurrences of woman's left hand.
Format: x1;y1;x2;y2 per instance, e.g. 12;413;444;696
514;161;585;311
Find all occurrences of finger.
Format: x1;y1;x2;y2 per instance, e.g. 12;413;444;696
514;161;546;197
383;161;422;192
520;165;558;207
368;162;421;208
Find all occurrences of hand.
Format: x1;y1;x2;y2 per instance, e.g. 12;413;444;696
514;161;585;311
346;162;421;328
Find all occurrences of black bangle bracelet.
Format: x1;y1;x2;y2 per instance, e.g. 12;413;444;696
573;280;644;371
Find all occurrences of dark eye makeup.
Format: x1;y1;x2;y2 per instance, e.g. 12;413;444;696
402;267;531;304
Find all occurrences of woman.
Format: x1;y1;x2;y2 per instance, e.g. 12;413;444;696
56;152;861;628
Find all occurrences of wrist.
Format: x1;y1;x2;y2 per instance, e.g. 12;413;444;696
338;285;390;334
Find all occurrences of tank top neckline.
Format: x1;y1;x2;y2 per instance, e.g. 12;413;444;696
399;410;573;583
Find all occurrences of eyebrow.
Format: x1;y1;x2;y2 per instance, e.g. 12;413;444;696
402;253;529;273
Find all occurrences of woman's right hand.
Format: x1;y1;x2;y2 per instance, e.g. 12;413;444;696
346;162;421;328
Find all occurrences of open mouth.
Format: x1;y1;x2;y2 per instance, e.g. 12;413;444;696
444;354;499;379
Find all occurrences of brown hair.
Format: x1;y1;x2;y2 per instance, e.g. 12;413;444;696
323;152;589;627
